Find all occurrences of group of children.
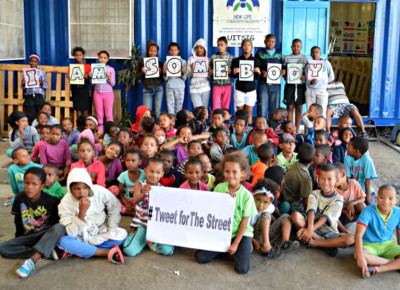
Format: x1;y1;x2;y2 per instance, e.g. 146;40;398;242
0;35;398;280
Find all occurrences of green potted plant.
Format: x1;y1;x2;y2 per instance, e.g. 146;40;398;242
117;44;143;128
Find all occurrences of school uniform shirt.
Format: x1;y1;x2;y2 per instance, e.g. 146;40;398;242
71;159;107;187
22;68;48;96
214;183;257;238
40;140;72;168
209;52;234;86
282;162;312;203
231;54;261;92
8;162;43;196
344;154;377;194
9;126;40;150
335;179;365;205
43;181;68;199
255;48;284;83
276;152;298;173
307;189;344;233
179;180;208;191
117;169;146;198
31;116;59;128
242;145;259;166
62;130;79;146
12;191;60;237
357;205;400;244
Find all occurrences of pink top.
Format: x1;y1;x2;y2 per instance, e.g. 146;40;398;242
92;65;115;93
40;140;72;168
71;159;107;187
179;180;209;191
165;126;177;141
335;179;365;204
31;140;44;160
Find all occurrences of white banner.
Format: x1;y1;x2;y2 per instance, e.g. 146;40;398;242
213;0;270;47
147;186;235;252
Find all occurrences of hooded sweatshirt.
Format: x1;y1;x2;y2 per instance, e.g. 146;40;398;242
58;168;123;240
136;40;164;88
131;105;152;133
332;126;356;164
186;38;211;94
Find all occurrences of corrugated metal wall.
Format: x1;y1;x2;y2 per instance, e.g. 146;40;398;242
1;0;399;124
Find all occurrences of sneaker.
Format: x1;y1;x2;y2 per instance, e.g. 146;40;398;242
50;249;59;261
281;240;300;253
261;247;284;259
16;258;35;278
324;247;339;257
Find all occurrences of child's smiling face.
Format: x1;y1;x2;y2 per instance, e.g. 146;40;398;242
105;144;121;160
62;119;73;133
284;122;297;137
148;45;158;57
255;117;268;131
311;47;321;60
144;161;164;185
40;128;51;142
29;57;39;68
342;129;354;144
377;187;397;214
85;120;97;131
169;45;179;57
38;113;49;126
319;170;338;195
185;163;203;186
118;131;132;147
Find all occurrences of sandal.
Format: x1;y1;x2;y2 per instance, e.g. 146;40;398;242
362;132;368;139
108;245;125;264
362;265;377;278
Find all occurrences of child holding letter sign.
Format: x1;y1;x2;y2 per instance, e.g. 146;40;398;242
231;39;261;124
89;51;115;132
136;40;164;119
21;53;48;125
195;152;257;274
209;36;234;111
305;46;335;117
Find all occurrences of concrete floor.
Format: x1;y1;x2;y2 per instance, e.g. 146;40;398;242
0;142;399;289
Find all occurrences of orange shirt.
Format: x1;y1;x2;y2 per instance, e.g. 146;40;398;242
251;160;268;187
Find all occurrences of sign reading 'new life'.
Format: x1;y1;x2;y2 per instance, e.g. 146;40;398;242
146;186;235;252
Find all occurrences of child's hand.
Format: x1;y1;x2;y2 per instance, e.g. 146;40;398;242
254;67;261;74
346;203;355;219
310;79;317;85
300;75;305;81
262;70;268;77
153;124;160;130
163;67;167;74
146;240;155;247
22;78;26;85
228;68;231;74
281;69;286;76
106;72;111;80
210;69;214;75
227;242;238;255
142;67;145;73
79;197;91;214
303;112;310;117
39;79;43;85
191;63;195;70
84;74;89;79
356;255;369;277
142;184;152;196
88;72;92;77
233;68;239;75
18;127;25;138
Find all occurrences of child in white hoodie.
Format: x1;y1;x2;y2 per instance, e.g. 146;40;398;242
57;168;127;263
186;38;211;108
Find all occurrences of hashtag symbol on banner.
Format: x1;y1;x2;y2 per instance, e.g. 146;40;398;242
148;206;153;221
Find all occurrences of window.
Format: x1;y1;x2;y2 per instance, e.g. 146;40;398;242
0;0;25;60
69;0;134;59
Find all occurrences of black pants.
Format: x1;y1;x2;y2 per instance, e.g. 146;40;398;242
23;94;45;125
0;224;65;259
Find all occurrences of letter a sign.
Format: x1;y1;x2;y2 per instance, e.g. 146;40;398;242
69;64;85;85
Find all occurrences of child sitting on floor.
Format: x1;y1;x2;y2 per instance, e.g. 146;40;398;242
251;143;276;187
118;128;134;160
247;116;278;148
276;133;298;173
179;158;208;191
305;116;327;145
123;157;174;257
354;185;400;278
43;164;67;199
210;128;232;164
57;168;127;264
332;127;356;164
328;115;352;148
31;102;59;127
197;153;215;190
309;144;332;190
178;140;203;174
243;131;269;166
103;121;119;147
98;141;124;187
250;178;299;258
230;115;248;150
31;125;51;163
139;134;159;169
61;117;79;146
158;150;183;188
291;164;354;257
281;120;304;151
159;113;177;142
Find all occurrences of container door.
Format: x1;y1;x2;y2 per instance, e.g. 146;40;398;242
280;1;330;110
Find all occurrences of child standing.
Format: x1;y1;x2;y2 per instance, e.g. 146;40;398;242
61;117;79;146
71;139;107;187
117;148;146;216
256;34;285;118
231;39;261;124
123;157;174;257
91;50;115;132
68;47;91;117
354;185;400;278
186;38;211;108
345;137;377;205
195;152;257;274
40;125;72;184
57;168;126;264
179;158;208;191
21;53;48;125
7;111;40;158
250;178;298;258
276;133;298;173
0;167;64;278
332;127;356;164
163;42;187;114
305;46;335;117
209;36;233;111
42;164;67;199
291;164;354;257
230;116;248;150
283;39;309;133
137;40;164;119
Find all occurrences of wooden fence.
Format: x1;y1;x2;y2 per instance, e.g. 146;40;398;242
0;64;121;137
329;56;372;105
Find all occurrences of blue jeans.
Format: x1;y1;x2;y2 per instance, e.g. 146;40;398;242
257;83;281;118
195;236;252;274
143;86;164;119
